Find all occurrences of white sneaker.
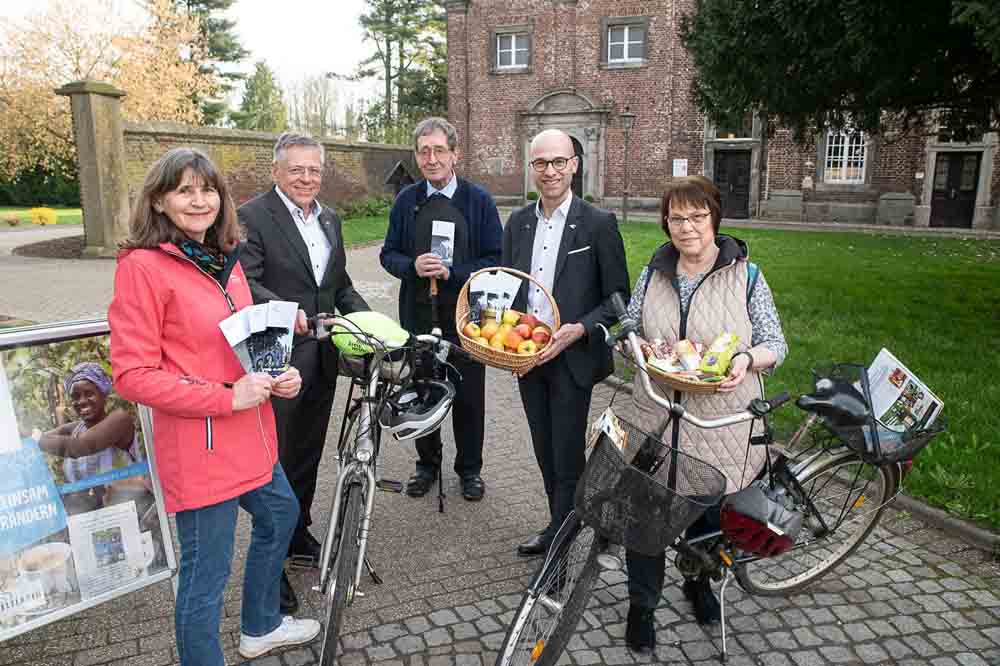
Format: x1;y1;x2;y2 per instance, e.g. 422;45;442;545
238;616;321;659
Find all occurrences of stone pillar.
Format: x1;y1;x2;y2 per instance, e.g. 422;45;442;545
55;81;130;258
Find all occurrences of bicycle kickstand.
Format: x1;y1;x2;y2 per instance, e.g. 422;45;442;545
437;464;445;514
364;556;383;585
718;567;735;663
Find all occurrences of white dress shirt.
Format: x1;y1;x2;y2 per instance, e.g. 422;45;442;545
528;194;573;327
275;185;331;285
426;172;458;199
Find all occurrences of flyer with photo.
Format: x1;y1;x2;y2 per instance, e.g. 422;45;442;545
219;301;298;376
468;271;523;322
866;348;943;432
430;220;455;267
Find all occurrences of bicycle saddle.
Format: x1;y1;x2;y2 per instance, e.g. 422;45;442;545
796;377;870;427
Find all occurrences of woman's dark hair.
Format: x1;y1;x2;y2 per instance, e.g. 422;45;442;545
121;148;240;253
659;175;723;238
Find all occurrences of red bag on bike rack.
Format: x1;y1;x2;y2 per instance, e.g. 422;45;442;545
720;480;804;557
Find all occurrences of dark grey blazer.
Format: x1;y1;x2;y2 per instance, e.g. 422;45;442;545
239;188;369;381
502;196;630;388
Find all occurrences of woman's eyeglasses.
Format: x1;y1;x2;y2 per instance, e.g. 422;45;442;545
666;212;712;227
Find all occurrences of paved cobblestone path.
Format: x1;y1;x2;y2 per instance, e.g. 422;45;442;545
1;232;998;665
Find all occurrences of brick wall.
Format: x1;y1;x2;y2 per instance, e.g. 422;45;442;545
123;122;414;208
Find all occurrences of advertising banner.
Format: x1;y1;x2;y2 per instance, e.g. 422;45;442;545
0;321;175;643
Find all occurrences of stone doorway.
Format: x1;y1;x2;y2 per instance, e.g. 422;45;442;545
930;152;980;228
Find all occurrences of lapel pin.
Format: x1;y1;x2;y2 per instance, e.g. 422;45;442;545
569;224;577;229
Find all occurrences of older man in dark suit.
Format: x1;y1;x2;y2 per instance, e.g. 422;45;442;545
503;129;630;557
239;132;369;613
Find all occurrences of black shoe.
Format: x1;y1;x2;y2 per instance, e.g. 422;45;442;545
280;571;299;616
625;605;656;653
517;532;551;557
406;469;436;498
289;528;321;560
461;475;485;501
682;576;721;625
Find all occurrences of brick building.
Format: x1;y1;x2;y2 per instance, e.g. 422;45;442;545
445;0;999;229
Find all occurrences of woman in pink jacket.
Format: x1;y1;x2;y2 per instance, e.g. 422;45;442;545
108;148;319;665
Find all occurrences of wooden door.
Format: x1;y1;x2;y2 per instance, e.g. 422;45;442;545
714;151;751;219
930;152;980;228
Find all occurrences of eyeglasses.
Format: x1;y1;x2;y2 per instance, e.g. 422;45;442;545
530;156;576;173
285;166;323;179
416;146;452;160
666;212;712;227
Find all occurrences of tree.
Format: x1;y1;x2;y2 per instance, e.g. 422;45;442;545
231;61;287;132
354;0;446;143
680;0;1000;140
176;0;249;125
286;75;338;138
0;0;214;180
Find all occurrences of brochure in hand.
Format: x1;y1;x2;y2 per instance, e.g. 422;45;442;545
219;301;298;376
430;220;455;267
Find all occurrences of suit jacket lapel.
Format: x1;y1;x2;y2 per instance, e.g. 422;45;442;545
515;207;538;275
319;207;341;287
266;190;315;284
552;196;582;286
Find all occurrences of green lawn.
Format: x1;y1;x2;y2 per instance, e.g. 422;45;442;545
618;222;1000;529
341;215;390;247
0;206;82;226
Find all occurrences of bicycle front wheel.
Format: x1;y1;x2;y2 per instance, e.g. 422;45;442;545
735;456;898;596
319;482;365;666
496;516;603;666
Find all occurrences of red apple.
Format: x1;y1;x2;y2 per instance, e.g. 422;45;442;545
531;326;551;346
503;330;524;350
519;313;540;330
514;323;532;339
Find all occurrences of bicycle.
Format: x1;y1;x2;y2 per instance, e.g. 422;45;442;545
495;294;942;665
304;312;466;666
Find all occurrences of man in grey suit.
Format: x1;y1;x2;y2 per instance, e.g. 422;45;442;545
240;132;369;614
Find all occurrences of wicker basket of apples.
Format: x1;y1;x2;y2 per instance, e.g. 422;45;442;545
455;267;558;374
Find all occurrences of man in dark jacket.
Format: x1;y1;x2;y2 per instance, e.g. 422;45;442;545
240;132;370;613
380;117;502;501
503;129;629;556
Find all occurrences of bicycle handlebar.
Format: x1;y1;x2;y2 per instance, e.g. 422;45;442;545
599;292;786;429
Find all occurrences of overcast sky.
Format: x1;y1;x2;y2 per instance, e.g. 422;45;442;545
0;0;380;106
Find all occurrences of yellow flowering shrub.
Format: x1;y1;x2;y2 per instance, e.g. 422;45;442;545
28;207;58;225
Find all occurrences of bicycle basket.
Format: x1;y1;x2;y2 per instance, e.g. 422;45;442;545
574;417;727;557
813;364;945;465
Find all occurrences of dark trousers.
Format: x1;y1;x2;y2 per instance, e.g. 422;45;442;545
626;502;722;609
517;355;593;538
415;334;486;478
273;345;335;533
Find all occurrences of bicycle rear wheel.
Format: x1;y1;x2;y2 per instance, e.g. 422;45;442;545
319;482;364;666
735;456;898;596
495;515;603;666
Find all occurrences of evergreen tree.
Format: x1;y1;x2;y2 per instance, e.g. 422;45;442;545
177;0;250;125
231;62;287;132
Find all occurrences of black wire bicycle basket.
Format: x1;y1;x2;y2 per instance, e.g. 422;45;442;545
574;416;728;557
816;364;945;466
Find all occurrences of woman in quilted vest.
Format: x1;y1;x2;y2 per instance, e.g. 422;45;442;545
623;175;787;653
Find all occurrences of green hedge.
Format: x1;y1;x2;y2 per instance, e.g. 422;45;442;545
0;164;80;207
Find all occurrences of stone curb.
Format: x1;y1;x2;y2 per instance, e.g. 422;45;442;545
601;373;1000;554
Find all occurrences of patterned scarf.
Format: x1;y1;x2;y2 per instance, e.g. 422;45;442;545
178;238;226;280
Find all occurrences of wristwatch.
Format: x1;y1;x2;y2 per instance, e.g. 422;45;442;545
735;350;754;371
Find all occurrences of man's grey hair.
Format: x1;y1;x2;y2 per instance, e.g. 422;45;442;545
412;117;459;152
273;132;325;164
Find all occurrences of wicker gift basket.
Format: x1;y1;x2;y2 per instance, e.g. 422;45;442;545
455;267;560;374
646;362;724;395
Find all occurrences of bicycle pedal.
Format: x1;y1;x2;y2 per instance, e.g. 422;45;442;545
287;554;319;570
376;479;403;493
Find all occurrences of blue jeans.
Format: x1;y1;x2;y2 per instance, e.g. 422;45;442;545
174;463;299;666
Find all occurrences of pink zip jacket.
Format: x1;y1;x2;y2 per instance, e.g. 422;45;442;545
108;243;278;513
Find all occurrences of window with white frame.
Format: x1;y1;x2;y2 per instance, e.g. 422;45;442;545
608;24;645;63
497;32;530;68
823;130;867;183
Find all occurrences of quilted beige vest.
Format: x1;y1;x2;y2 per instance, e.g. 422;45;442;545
632;261;766;493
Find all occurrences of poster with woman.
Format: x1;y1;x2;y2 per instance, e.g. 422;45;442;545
0;321;174;644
